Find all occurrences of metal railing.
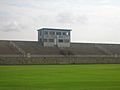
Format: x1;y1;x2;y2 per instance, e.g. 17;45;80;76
0;54;119;58
9;41;26;57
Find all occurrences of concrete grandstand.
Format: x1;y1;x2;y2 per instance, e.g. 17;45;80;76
0;40;120;64
0;28;120;64
1;40;120;56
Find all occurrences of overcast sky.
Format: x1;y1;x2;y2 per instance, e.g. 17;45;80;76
0;0;120;43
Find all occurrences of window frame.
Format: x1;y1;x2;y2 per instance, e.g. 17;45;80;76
56;32;61;35
44;39;48;42
44;31;48;35
49;39;54;42
64;39;70;43
49;31;55;35
58;39;63;43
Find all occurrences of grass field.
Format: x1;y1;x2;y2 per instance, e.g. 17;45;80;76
0;64;120;90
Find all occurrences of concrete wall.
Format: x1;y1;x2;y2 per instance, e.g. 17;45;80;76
44;42;55;47
57;43;70;47
0;56;120;65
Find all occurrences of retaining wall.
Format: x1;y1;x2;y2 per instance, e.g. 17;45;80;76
0;55;120;65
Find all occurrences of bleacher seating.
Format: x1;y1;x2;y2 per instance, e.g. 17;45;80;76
96;44;120;55
70;43;107;55
13;41;60;55
0;40;19;55
1;40;120;55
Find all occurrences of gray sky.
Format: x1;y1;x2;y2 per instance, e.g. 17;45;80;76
0;0;120;43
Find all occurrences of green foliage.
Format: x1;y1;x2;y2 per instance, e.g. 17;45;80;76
0;64;120;90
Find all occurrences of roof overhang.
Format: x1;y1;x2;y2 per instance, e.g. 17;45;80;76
37;28;72;31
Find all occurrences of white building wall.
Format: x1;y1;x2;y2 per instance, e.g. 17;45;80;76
57;43;70;47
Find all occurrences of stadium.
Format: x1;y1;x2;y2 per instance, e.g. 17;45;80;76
1;0;120;90
0;28;120;90
0;28;120;64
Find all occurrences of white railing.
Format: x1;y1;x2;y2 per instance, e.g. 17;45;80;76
95;44;113;55
30;54;118;58
0;54;119;58
9;41;26;56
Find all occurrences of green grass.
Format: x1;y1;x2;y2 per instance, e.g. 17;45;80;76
0;64;120;90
